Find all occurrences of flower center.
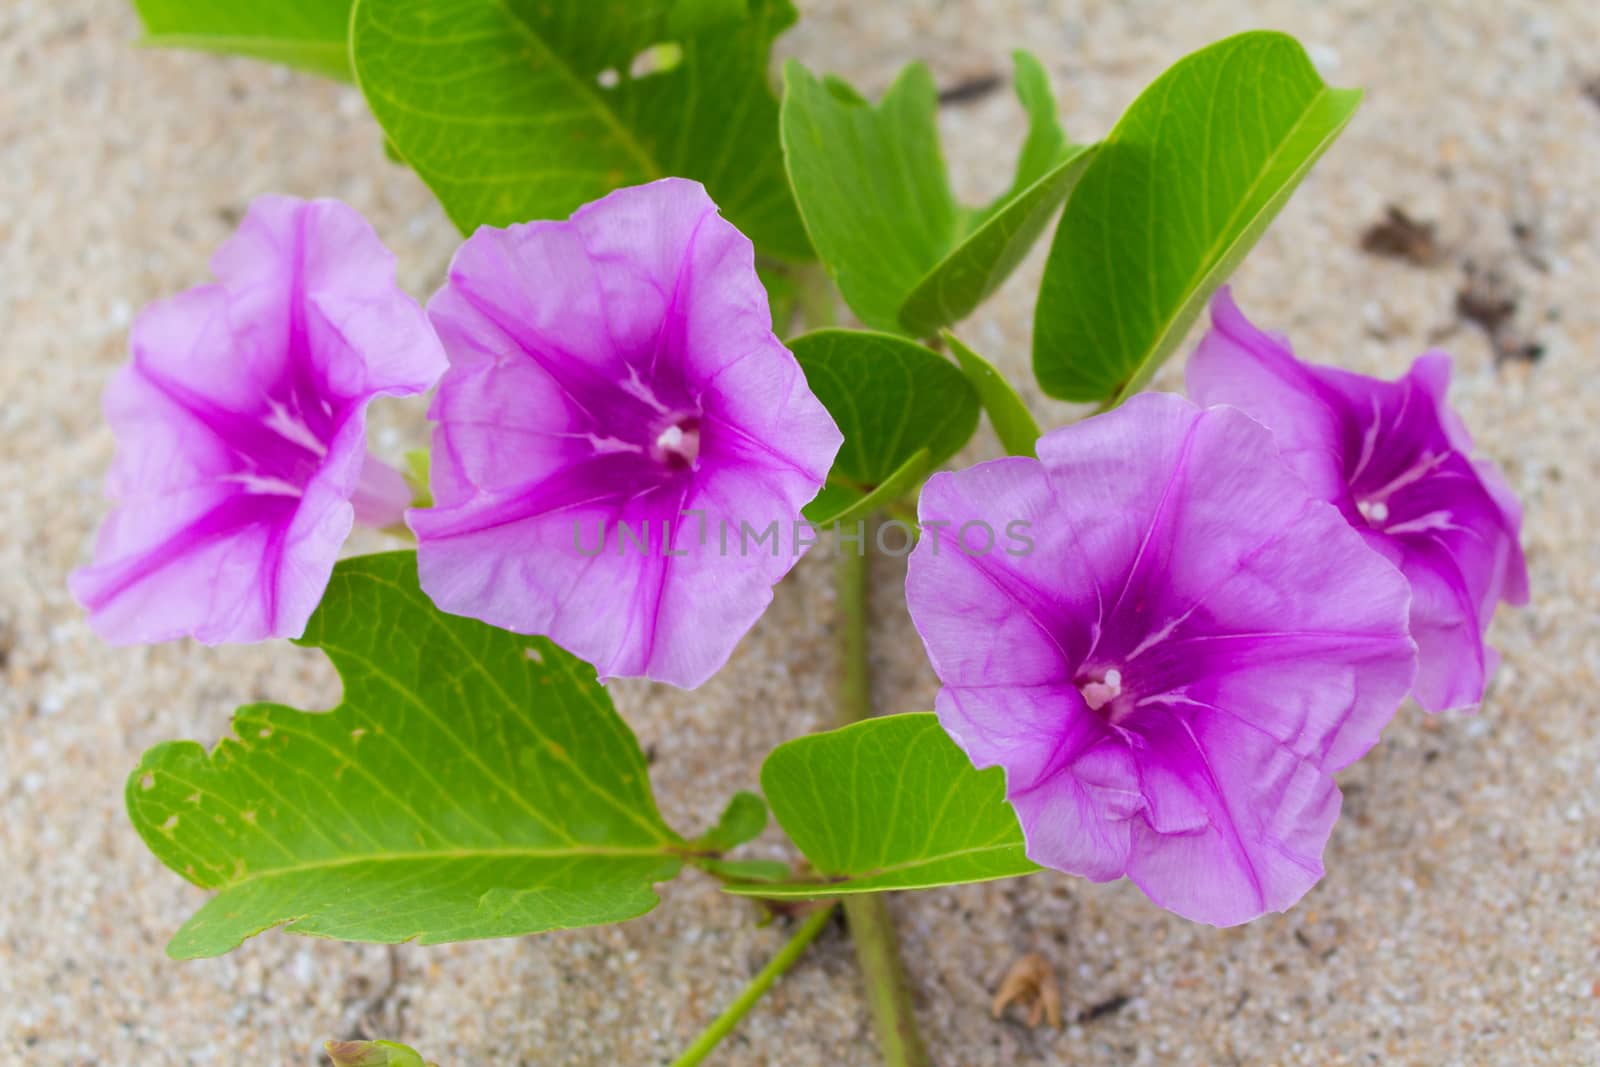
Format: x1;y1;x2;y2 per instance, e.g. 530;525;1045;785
650;414;701;472
1349;449;1452;533
1356;498;1390;527
225;395;335;499
1078;667;1127;719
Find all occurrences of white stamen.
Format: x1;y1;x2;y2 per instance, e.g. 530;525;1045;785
224;472;304;498
621;365;672;413
652;419;701;468
1358;499;1390;525
262;399;328;458
1080;668;1124;712
583;432;644;455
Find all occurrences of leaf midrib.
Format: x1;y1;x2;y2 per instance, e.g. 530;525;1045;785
730;840;1035;896
213;842;686;892
902;142;1092;309
1115;83;1354;399
487;0;662;180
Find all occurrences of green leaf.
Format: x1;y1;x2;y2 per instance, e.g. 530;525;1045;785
127;552;686;959
727;713;1039;897
781;62;951;333
325;1039;435;1067
802;447;930;528
697;791;768;852
789;330;979;522
943;332;1040;457
350;0;810;258
131;0;355;80
781;52;1090;337
898;143;1093;338
978;51;1073;218
1032;31;1361;402
696;857;793;884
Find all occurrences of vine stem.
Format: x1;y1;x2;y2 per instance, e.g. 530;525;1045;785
668;902;838;1067
794;262;839;330
833;541;933;1067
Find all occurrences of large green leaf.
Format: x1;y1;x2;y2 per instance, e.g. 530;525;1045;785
127;552;685;959
789;330;978;524
727;713;1039;897
1033;31;1361;402
131;0;355;80
782;52;1090;337
350;0;809;258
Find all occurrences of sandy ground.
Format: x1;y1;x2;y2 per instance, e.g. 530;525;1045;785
3;1;1598;1064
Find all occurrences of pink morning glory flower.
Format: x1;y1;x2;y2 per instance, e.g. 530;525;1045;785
905;393;1416;926
71;196;446;645
1188;289;1529;712
410;179;842;688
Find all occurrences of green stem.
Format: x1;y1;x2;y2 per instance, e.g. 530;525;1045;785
835;543;873;725
881;498;920;531
795;263;839;329
669;902;838;1067
832;541;932;1067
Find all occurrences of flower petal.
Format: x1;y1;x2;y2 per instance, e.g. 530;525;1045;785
1125;711;1340;926
937;685;1140;882
1187;287;1348;503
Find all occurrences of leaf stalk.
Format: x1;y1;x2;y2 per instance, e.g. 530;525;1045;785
668;902;838;1067
832;540;932;1067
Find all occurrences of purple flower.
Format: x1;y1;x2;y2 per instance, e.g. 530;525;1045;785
905;394;1416;925
71;197;446;645
1188;289;1528;712
410;179;842;688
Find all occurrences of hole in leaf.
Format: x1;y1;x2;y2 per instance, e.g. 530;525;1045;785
596;67;620;89
257;727;272;739
523;647;544;664
629;42;683;80
160;814;179;832
350;727;367;741
138;773;155;791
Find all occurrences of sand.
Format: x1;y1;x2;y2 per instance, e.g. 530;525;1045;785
2;1;1597;1064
